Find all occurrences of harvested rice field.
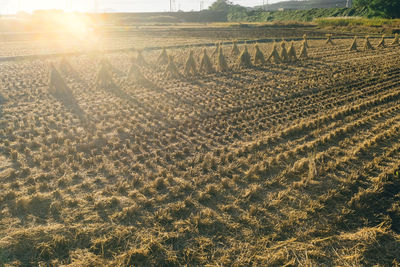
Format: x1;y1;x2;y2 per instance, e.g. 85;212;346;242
1;26;400;266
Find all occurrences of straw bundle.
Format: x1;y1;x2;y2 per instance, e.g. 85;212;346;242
364;36;374;50
253;44;266;65
287;42;297;62
158;48;169;64
232;40;240;55
280;41;289;62
165;55;180;78
238;44;252;68
349;36;358;51
217;47;229;72
325;34;334;46
377;35;385;48
184;50;198;75
199;48;214;73
267;42;281;63
391;33;399;45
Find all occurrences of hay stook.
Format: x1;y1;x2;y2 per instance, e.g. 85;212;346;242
377;35;385;48
184;49;198;76
287;42;297;62
238;44;252;68
96;59;116;87
303;34;309;48
299;41;308;59
280;41;289;62
165;55;181;78
199;48;215;73
128;59;149;84
391;33;399;45
217;47;229;72
253;43;266;65
364;36;374;50
158;48;169;65
232;40;240;55
349;36;358;51
267;42;281;63
325;34;334;46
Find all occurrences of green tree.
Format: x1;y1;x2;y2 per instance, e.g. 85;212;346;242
354;0;400;18
208;0;247;13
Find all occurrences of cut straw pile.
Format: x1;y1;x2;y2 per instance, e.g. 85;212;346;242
199;48;214;73
238;44;252;68
267;42;281;63
184;50;198;75
364;36;374;50
253;44;265;65
165;55;180;78
349;36;358;51
217;47;229;72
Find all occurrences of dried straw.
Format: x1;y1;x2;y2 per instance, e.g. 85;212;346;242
287;42;297;62
158;48;169;65
238;44;252;68
377;35;385;48
364;36;374;50
165;55;180;78
217;47;229;72
325;34;334;46
299;41;308;59
267;42;281;63
280;41;289;62
199;48;214;73
391;33;399;45
184;50;198;75
232;40;240;55
253;44;266;65
349;36;358;52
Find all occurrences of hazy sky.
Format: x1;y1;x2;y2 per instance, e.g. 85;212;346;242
0;0;283;14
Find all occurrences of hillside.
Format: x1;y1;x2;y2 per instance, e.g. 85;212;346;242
255;0;348;11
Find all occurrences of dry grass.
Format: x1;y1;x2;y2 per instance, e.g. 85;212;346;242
1;28;400;267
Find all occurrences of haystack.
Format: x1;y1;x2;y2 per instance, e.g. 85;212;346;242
303;34;309;48
212;42;220;56
238;44;252;68
232;40;240;55
364;36;374;50
128;60;148;84
325;34;334;46
377;35;385;48
267;42;281;63
391;33;399;45
49;64;72;95
349;36;358;51
96;60;115;87
253;44;266;65
217;47;229;72
299;42;308;59
199;48;214;73
287;42;297;62
158;48;169;64
59;57;76;75
136;50;147;66
280;41;289;62
184;50;198;75
165;55;180;78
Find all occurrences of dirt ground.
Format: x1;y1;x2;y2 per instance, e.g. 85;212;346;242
1;26;400;266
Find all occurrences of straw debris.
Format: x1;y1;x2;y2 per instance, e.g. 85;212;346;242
184;50;198;75
217;47;229;72
199;48;214;73
253;44;266;65
238;44;252;68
